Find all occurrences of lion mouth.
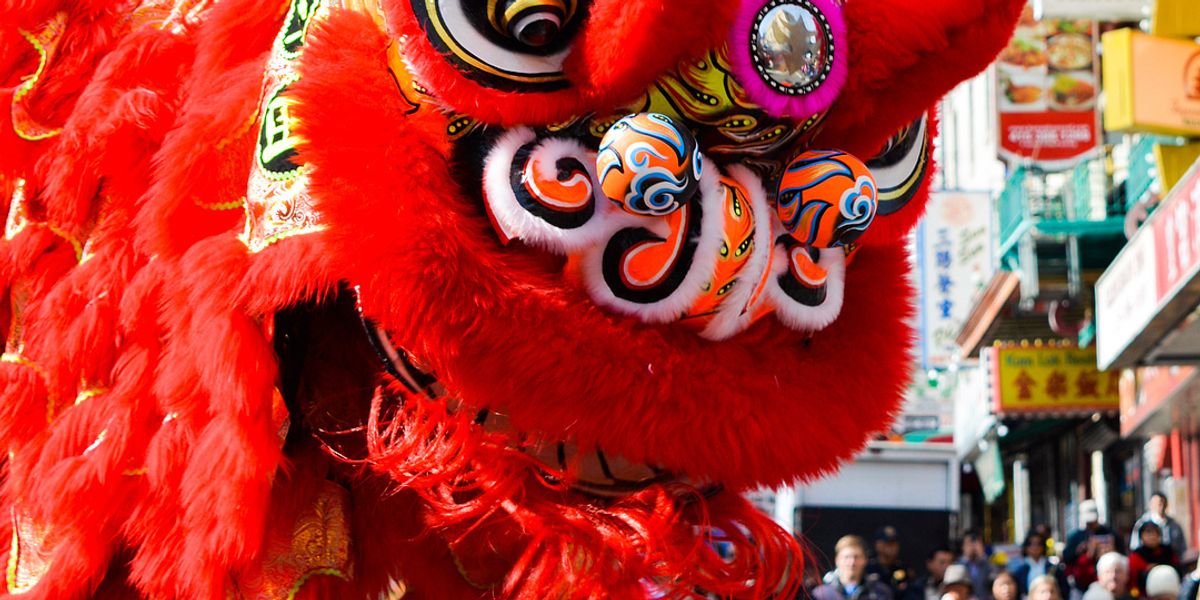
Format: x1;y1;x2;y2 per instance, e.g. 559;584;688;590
363;317;691;496
474;120;854;342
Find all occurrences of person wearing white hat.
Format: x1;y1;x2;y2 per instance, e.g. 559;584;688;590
940;564;975;600
1064;500;1119;596
1144;564;1181;600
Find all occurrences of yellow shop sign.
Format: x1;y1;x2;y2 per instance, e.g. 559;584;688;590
1102;29;1200;137
986;343;1121;416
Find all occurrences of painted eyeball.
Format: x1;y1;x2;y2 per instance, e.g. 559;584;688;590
596;113;702;217
731;0;848;119
408;0;587;92
493;0;571;47
776;150;877;248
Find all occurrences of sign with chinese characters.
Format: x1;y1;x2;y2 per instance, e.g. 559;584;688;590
996;5;1101;170
986;344;1120;416
1097;159;1200;369
1102;29;1200;137
917;192;993;369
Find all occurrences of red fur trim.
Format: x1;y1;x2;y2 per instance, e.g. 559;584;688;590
134;0;285;259
363;381;804;598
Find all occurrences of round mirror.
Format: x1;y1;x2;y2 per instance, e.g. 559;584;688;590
751;1;834;95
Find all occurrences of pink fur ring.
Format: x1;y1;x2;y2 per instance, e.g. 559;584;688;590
730;0;848;119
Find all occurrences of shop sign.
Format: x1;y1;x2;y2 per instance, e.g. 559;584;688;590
1152;165;1200;300
996;6;1101;170
987;344;1120;415
1120;366;1197;437
916;193;993;369
1035;0;1149;20
1152;0;1200;39
1102;29;1200;137
1097;161;1200;369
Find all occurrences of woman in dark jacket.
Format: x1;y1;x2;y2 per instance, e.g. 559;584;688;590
1129;522;1178;598
1010;532;1069;599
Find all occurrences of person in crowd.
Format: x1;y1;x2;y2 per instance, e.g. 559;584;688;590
992;571;1019;600
869;526;912;599
1129;522;1179;597
813;535;894;600
1145;565;1182;600
1065;501;1118;595
942;564;976;600
1083;552;1131;600
1178;565;1200;600
1010;531;1069;599
908;547;956;600
961;531;994;600
1030;574;1063;600
1032;524;1057;557
1130;493;1187;558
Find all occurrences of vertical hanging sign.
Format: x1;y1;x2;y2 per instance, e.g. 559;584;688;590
996;5;1101;171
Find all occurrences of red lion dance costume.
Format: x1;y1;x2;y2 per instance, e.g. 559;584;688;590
0;0;1022;597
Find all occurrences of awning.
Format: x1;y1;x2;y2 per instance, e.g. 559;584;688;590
1121;366;1200;438
1096;158;1200;370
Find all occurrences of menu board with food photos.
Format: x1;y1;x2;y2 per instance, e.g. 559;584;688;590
996;5;1101;170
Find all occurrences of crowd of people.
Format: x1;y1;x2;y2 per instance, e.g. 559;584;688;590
807;495;1200;600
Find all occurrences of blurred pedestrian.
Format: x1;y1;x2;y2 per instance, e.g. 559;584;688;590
1145;565;1181;600
942;565;975;600
1065;501;1118;595
1083;552;1130;600
868;526;912;599
813;535;893;600
908;547;956;600
1030;574;1063;600
961;531;994;600
1011;531;1069;599
1178;565;1200;600
1131;493;1187;558
992;571;1019;600
1130;522;1179;597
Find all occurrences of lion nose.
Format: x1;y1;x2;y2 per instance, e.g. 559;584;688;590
596;113;702;218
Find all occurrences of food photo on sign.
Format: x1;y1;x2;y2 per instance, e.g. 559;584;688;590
997;5;1101;170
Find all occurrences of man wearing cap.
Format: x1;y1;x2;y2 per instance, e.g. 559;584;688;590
867;526;911;599
1065;500;1119;596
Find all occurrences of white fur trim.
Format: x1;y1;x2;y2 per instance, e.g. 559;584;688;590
578;158;725;324
699;166;777;341
482;128;620;253
764;240;847;332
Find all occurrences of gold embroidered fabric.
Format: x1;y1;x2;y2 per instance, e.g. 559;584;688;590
6;509;52;595
229;481;353;600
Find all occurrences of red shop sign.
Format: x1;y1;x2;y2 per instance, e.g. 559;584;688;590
1153;166;1200;301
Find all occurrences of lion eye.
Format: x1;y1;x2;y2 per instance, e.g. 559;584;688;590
492;0;574;48
410;0;586;91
